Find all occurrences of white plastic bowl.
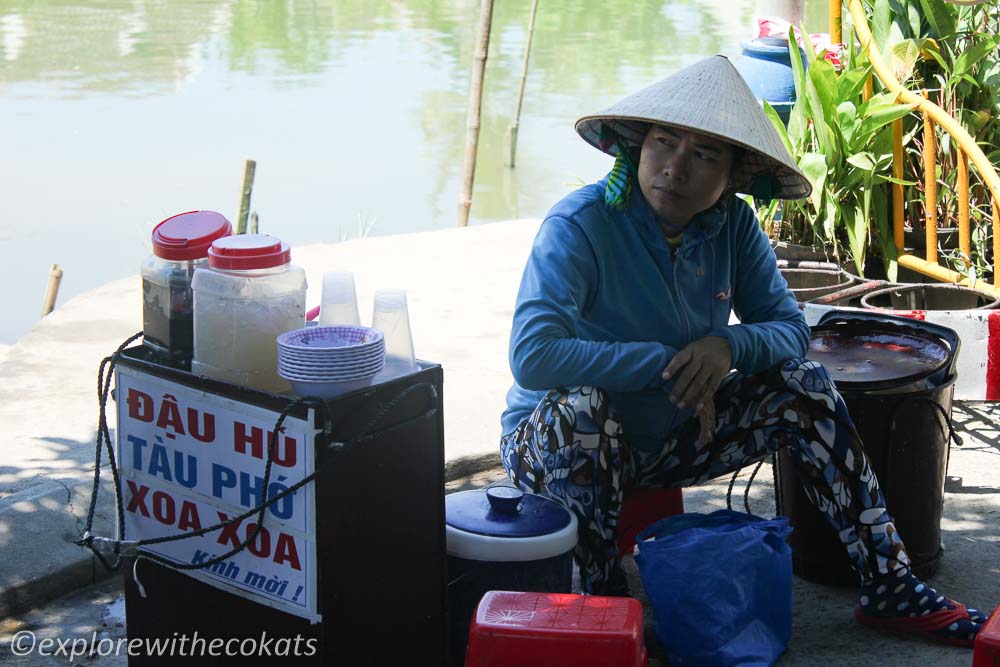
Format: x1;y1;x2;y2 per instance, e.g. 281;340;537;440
278;358;384;381
277;325;383;351
281;374;377;399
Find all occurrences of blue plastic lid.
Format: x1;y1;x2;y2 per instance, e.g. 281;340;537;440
445;487;571;538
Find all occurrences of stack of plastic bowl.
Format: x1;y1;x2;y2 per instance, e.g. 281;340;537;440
276;325;385;399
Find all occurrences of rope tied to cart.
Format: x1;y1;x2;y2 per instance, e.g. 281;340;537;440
77;332;439;578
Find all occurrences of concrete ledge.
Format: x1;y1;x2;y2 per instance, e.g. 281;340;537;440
444;453;503;483
0;476;118;617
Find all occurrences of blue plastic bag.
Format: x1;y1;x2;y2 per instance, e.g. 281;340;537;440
634;509;794;667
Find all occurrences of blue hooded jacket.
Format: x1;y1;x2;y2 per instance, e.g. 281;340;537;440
501;174;809;452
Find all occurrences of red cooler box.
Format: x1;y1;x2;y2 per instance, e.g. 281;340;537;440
974;604;1000;667
465;591;646;667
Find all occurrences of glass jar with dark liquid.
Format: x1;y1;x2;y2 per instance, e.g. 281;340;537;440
141;211;232;369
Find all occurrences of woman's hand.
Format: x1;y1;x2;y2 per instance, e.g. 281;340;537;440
662;336;732;443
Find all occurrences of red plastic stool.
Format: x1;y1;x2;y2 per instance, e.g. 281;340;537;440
974;604;1000;666
617;487;684;557
465;590;647;667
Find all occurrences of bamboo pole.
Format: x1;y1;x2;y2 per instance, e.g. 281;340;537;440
41;263;63;317
236;159;257;234
249;211;259;234
922;90;938;264
504;0;539;168
457;0;495;227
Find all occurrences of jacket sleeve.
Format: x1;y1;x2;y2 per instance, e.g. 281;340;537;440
509;215;677;392
709;203;810;374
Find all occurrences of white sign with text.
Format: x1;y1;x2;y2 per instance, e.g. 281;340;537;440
116;366;319;622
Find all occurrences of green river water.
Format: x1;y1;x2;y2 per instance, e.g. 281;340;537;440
0;0;826;343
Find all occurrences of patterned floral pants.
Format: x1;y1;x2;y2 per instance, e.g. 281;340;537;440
500;358;909;594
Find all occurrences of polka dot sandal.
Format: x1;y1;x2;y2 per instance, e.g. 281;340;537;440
855;571;982;647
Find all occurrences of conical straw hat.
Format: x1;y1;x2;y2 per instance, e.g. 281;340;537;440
575;55;811;200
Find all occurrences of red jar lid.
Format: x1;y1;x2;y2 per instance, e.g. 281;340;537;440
208;234;291;270
152;210;233;261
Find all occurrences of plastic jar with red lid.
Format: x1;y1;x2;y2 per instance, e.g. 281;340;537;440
141;210;232;367
191;233;307;393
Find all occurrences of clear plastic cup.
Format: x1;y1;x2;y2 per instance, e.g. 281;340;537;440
371;289;418;379
319;271;361;327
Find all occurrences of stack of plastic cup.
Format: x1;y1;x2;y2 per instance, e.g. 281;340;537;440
319;271;361;327
371;289;419;381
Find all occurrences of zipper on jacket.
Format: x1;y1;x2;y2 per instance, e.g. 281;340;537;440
670;257;692;344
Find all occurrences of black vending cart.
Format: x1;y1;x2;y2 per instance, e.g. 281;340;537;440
113;346;447;665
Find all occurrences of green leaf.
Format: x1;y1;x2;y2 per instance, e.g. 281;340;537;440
847;152;876;171
889;40;921;82
844;192;869;275
837;69;869;103
875;174;918;186
857;102;915;146
809;59;840;122
804;61;841;163
957;73;980;88
872;0;892;54
763;101;794;156
823;193;839;242
837;101;860;144
870;187;897;281
800;23;818;63
800;152;829;211
814;115;841;166
906;0;922;39
921;44;949;72
787;28;808;111
953;36;1000;81
918;0;957;39
786;99;807;149
871;123;895;161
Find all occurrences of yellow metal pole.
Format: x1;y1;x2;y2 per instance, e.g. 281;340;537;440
847;0;1000;289
994;201;1000;288
957;147;971;268
922;90;938;264
849;0;1000;210
892;118;904;253
830;0;842;45
895;255;1000;295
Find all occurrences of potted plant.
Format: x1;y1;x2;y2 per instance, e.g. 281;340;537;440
757;27;915;283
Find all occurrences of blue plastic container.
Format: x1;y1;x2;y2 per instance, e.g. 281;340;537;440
736;37;804;125
446;486;578;666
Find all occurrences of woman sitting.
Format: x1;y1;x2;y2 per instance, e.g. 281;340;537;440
499;55;986;647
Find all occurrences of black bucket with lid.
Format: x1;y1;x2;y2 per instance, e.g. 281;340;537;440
775;311;960;586
445;486;578;666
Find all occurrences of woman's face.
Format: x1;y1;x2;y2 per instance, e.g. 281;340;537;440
637;125;736;227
